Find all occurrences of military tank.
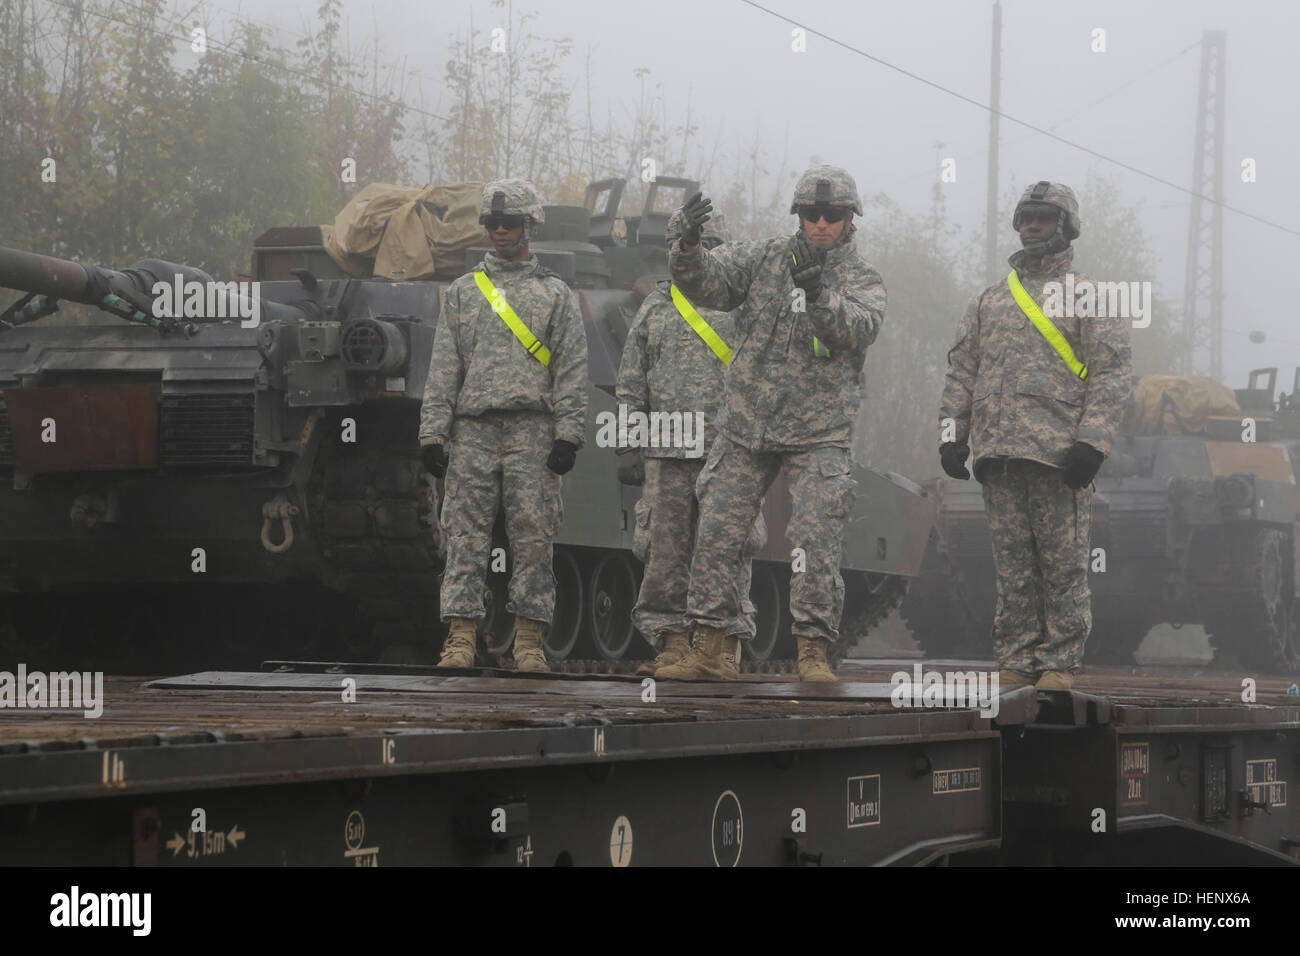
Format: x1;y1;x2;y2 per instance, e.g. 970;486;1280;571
0;176;933;671
903;369;1300;673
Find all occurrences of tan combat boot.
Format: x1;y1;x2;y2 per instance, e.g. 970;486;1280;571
1036;670;1074;690
796;636;837;682
637;631;689;677
998;669;1037;689
655;626;740;681
512;618;550;673
438;617;477;668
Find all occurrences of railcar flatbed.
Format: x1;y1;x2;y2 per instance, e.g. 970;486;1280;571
1;660;1297;865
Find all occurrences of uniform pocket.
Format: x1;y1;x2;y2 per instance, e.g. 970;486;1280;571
818;455;857;520
1014;386;1085;437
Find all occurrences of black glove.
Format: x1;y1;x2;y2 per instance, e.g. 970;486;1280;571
421;443;448;478
790;237;825;302
679;192;713;247
939;441;971;480
546;439;578;475
616;450;645;486
1062;441;1105;489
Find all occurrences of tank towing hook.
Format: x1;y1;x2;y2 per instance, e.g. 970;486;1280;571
261;495;298;553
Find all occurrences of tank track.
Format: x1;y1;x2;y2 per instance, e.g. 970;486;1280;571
831;574;911;667
1203;527;1300;674
307;406;443;659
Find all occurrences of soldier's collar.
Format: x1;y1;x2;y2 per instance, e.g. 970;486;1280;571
1009;244;1074;277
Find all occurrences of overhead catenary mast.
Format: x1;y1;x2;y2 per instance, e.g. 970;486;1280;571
985;1;1002;284
1182;31;1226;379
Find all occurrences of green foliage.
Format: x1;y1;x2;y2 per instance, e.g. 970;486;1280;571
0;0;407;279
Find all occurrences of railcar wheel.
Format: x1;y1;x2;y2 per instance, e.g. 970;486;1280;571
480;569;514;657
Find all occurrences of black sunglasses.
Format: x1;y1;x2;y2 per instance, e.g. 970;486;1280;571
798;205;847;224
483;215;525;230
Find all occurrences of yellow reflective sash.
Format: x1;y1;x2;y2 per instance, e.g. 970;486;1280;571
670;284;732;365
1006;270;1088;380
812;336;830;357
473;269;550;367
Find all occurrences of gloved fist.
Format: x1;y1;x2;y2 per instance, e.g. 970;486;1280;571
546;439;578;475
679;192;713;247
1062;441;1105;489
421;443;448;478
939;441;971;480
616;450;645;486
790;237;825;301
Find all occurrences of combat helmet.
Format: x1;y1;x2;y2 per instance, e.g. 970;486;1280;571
1012;180;1080;255
479;179;545;249
789;165;863;216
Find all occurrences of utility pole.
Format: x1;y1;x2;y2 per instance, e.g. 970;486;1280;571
985;1;1002;284
1182;31;1226;379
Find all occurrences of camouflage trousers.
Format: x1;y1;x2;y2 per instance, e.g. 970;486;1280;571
688;435;856;642
439;411;562;624
980;457;1092;673
632;457;762;647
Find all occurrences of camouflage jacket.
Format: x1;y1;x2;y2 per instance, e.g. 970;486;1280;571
668;226;886;451
419;252;588;448
615;280;736;459
939;246;1133;470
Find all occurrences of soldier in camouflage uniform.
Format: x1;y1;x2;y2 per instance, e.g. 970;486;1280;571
939;181;1132;690
659;165;887;682
419;179;588;671
616;211;764;677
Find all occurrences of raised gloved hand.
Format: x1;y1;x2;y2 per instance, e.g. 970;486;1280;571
939;441;971;480
679;192;713;247
546;439;578;475
790;237;825;301
1062;441;1104;489
421;443;448;478
616;450;645;486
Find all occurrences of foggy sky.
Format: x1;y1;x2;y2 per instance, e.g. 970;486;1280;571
213;0;1299;388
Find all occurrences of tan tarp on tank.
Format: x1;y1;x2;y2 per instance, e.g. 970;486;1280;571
322;182;485;280
1130;374;1241;436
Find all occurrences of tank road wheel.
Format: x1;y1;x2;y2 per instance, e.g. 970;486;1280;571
480;570;515;658
746;562;783;662
545;547;584;661
588;553;641;660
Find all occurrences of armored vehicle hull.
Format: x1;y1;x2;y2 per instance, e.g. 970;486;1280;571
904;369;1300;673
0;180;932;670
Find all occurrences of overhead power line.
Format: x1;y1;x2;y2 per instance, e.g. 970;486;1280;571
737;0;1300;240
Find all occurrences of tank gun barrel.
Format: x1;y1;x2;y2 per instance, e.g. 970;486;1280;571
0;245;308;334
